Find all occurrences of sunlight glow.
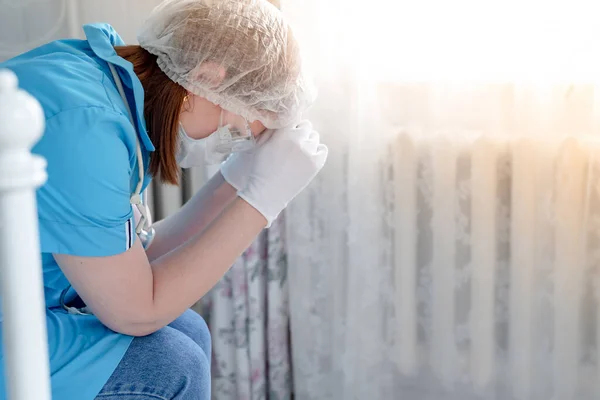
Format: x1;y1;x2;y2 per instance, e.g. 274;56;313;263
345;0;600;83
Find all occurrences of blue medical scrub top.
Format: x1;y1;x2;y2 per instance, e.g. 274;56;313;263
0;23;154;399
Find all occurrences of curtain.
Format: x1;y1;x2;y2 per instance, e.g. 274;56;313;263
201;215;292;400
283;1;600;399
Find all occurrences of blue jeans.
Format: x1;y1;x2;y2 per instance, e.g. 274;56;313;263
95;309;211;400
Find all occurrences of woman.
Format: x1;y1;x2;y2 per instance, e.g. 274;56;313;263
0;0;326;399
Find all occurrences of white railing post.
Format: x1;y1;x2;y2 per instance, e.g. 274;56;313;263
0;69;51;400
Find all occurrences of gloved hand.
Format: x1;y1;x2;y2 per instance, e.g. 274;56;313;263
220;138;260;192
234;120;328;227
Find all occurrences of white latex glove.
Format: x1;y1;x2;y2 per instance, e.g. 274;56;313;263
236;120;328;227
220;138;261;192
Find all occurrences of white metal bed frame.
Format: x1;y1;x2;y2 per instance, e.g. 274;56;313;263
0;68;52;399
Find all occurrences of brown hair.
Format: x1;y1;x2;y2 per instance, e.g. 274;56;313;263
115;45;186;185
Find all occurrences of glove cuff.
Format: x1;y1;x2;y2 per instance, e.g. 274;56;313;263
220;162;243;192
237;191;280;228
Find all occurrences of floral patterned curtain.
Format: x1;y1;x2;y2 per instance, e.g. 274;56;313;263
201;215;292;400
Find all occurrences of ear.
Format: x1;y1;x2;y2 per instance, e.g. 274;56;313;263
249;119;267;137
190;61;227;88
181;91;193;112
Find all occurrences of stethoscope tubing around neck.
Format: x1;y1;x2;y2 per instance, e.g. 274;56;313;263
107;62;155;249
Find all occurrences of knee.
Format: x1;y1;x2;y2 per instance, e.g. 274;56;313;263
188;312;211;357
137;328;211;399
177;339;211;399
171;309;212;357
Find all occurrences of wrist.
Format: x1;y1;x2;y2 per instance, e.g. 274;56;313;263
234;195;269;228
218;171;238;195
220;153;252;192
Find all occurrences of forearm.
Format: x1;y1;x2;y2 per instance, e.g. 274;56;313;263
140;197;266;332
57;120;325;337
145;171;237;262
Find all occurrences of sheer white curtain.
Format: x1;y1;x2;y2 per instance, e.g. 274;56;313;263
283;1;600;399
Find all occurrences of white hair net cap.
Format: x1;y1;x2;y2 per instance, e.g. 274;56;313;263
137;0;315;129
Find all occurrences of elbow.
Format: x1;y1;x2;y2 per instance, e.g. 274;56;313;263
107;321;158;337
94;308;163;337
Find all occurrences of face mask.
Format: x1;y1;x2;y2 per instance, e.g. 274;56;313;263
203;110;256;164
176;123;207;168
203;124;255;164
176;112;256;167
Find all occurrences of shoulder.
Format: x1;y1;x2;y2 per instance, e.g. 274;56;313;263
0;39;121;119
36;107;136;173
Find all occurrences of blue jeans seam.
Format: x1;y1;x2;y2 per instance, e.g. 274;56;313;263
96;391;169;400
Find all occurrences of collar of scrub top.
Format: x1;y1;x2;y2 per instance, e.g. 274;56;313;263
84;23;156;249
84;23;155;154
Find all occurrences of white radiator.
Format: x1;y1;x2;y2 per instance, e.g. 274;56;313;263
392;134;600;399
288;130;600;400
